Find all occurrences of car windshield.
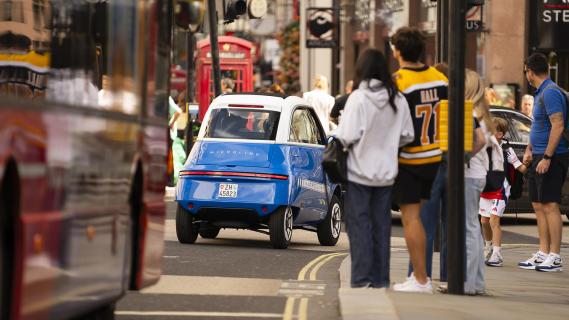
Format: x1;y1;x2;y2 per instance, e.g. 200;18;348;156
204;108;280;140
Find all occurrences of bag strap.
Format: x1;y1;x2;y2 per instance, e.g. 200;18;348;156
486;146;493;171
538;83;569;129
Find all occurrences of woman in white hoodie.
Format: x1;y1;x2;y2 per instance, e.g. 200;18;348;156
335;49;415;288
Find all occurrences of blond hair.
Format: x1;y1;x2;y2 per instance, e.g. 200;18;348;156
465;69;495;134
313;75;329;91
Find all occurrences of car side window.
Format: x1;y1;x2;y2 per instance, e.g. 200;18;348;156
290;109;318;144
509;114;532;144
306;110;326;145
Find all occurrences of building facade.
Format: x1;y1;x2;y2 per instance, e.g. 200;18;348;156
337;0;569;110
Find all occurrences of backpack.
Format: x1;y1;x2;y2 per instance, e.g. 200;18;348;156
483;146;506;193
538;83;569;144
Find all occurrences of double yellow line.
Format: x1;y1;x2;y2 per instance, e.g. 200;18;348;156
283;252;348;320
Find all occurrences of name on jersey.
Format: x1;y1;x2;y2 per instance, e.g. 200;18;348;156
420;89;439;104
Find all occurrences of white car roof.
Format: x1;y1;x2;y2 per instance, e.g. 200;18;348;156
197;93;317;144
208;93;306;113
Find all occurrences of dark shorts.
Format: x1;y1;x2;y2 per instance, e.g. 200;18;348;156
529;153;569;204
394;163;440;205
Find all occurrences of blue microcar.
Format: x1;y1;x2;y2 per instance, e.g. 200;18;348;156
175;93;343;249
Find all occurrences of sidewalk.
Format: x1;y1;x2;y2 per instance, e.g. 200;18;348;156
338;243;569;320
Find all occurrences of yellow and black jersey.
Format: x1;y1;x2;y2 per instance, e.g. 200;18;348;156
394;66;448;165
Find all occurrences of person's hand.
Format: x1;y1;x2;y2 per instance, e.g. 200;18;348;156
523;149;532;165
536;158;551;174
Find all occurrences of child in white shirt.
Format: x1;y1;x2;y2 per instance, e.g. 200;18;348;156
479;117;528;267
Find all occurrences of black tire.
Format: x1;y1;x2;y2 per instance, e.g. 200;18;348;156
269;206;293;249
80;304;115;320
199;223;220;239
176;205;199;244
317;195;342;246
1;160;18;320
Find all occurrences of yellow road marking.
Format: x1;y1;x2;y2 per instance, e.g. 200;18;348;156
282;297;296;320
309;253;347;281
282;252;348;320
298;298;309;320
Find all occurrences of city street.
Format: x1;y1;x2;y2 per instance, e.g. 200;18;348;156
115;201;349;320
115;200;569;319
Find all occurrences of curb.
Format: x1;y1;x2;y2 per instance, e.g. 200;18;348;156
338;256;399;320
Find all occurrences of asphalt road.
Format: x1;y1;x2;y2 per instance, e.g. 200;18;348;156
115;202;569;320
116;201;349;320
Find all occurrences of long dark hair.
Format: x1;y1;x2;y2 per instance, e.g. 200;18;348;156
353;49;399;112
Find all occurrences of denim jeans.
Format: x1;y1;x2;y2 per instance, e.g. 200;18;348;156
345;181;392;288
408;163;448;281
464;178;486;294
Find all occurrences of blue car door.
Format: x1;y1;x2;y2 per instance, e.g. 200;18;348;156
289;108;328;223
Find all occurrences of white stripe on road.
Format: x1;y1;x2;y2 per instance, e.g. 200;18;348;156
116;311;284;318
140;275;282;296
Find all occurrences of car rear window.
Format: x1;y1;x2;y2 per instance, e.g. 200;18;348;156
204;108;280;140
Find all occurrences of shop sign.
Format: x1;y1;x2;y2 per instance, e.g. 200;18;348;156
306;8;338;48
535;0;569;50
466;5;483;32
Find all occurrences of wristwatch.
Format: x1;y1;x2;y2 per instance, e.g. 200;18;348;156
543;154;553;160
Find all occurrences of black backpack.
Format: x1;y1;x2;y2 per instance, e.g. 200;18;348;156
483;146;506;193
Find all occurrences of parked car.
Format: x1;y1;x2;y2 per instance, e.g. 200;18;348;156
175;93;343;249
490;107;569;219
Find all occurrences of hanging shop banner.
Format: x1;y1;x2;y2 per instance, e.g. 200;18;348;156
533;0;569;50
466;4;484;32
306;8;338;48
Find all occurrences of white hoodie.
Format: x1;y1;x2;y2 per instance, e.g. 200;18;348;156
335;80;415;187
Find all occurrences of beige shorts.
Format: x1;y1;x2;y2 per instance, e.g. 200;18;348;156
479;198;506;218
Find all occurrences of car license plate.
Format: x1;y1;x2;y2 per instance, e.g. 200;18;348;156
218;183;238;198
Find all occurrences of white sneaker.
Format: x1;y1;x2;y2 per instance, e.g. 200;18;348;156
486;251;503;267
393;274;433;294
535;254;563;272
518;251;547;270
484;246;493;262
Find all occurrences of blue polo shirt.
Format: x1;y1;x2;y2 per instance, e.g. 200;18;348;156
530;78;568;155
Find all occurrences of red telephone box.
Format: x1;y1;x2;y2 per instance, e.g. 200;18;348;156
196;36;254;121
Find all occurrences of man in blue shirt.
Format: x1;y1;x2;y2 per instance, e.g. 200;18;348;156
519;53;568;272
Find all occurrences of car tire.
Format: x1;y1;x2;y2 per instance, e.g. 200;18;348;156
317;195;342;246
199;223;220;239
80;303;115;320
176;205;199;244
269;206;293;249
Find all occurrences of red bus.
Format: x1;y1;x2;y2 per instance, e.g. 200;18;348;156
0;1;171;319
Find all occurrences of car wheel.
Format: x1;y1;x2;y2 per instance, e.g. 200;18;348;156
199;223;220;239
176;205;199;244
269;206;293;249
317;195;342;246
80;303;115;320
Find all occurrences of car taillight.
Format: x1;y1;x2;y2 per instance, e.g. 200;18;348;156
180;171;288;180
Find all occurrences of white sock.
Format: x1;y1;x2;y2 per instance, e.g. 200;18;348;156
493;246;501;254
550;252;561;258
538;251;548;257
485;241;492;248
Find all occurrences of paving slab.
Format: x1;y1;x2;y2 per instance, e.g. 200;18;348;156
339;243;569;320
